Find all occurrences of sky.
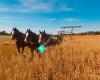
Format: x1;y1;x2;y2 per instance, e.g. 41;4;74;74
0;0;100;34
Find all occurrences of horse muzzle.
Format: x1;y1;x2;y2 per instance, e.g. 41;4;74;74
11;36;15;40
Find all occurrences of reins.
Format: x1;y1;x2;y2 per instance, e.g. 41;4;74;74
43;36;52;46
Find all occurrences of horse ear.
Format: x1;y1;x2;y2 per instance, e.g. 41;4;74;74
29;29;30;31
44;30;45;33
13;27;14;29
39;30;42;33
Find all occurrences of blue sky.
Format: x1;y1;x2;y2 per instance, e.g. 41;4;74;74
0;0;100;34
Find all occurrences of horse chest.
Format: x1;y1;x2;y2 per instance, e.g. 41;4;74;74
16;41;25;46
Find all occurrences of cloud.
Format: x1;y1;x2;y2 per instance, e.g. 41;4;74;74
0;4;31;13
0;17;14;23
48;18;56;23
0;16;14;20
19;0;74;12
0;7;10;12
48;18;56;21
0;0;74;13
18;0;56;12
58;5;73;12
66;18;79;22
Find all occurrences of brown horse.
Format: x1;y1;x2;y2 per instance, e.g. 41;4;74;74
39;30;60;46
24;29;40;58
11;28;27;55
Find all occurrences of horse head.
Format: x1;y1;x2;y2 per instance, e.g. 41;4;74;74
11;27;17;40
24;29;30;42
39;30;47;44
24;29;38;43
11;27;24;41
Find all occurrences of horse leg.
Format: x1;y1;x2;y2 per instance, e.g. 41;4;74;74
17;46;20;55
31;48;34;58
22;47;24;55
36;48;42;58
29;48;34;62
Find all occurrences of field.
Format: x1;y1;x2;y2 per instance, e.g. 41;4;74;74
0;35;100;80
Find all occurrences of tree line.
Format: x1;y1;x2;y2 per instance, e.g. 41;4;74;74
79;31;100;35
0;30;100;35
0;31;10;35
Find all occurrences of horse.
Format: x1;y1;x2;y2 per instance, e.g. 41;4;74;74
11;27;27;55
24;29;40;58
38;30;49;45
39;30;60;46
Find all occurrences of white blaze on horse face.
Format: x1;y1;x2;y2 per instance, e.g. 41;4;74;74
24;32;29;42
11;30;14;39
39;33;42;43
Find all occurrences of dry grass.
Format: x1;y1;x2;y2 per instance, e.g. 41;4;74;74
0;35;100;80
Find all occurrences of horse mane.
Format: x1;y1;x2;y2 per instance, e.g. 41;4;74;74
15;28;24;35
14;28;25;40
29;30;37;36
15;28;20;33
26;30;39;44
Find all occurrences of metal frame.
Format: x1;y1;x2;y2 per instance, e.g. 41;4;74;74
58;26;81;40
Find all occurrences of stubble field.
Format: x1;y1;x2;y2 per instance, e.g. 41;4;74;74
0;35;100;80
